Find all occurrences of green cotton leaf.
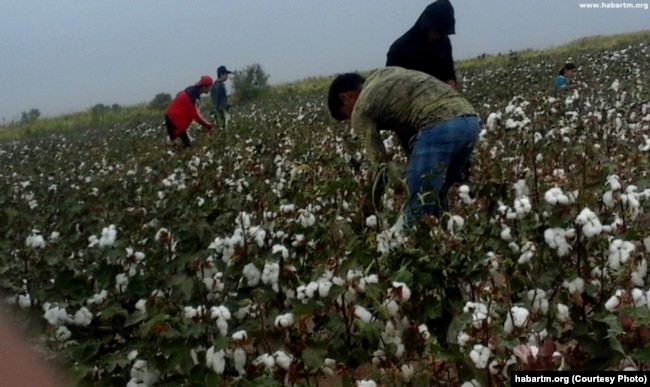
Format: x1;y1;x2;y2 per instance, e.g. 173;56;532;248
124;311;147;327
345;348;372;368
596;314;624;337
101;353;131;373
301;346;326;369
291;299;323;317
632;347;650;366
69;340;100;363
608;336;626;355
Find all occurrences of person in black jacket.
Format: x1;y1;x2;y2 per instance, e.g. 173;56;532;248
386;0;457;88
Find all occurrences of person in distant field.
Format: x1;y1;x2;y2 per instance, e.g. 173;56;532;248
328;67;480;226
554;63;584;95
164;75;214;148
386;0;457;88
210;65;233;130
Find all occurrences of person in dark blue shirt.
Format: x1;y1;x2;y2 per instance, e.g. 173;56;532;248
386;0;457;88
210;65;233;130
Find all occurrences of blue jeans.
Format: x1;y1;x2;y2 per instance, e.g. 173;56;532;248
404;115;480;225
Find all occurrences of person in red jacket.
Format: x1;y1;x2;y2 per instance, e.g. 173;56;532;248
164;75;214;147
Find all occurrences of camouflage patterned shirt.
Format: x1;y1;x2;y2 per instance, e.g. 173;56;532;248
351;67;477;163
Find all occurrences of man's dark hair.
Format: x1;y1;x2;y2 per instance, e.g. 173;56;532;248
328;73;365;121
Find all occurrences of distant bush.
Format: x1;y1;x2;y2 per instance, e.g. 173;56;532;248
20;108;40;124
231;63;270;103
150;93;172;111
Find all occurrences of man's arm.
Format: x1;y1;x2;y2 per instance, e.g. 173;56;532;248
353;114;389;213
439;37;457;88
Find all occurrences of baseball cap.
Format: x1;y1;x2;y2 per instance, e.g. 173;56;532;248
217;65;232;75
195;75;214;87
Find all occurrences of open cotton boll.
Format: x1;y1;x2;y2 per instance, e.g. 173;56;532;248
504;306;529;333
242;263;261;287
389;281;411;302
447;215;465;234
469;344;491;369
562;277;584;295
365;215;378;229
233;347;247;375
253;353;275;369
607;239;635;270
518;242;536;264
274;312;295;329
356;380;377;387
73;307;93;326
99;224;117;248
527;289;549;314
354;305;374;323
464;301;490;329
461;380;482;387
605;290;626;312
206;346;226;374
556;303;570;322
273;350;293;370
25;231;46;249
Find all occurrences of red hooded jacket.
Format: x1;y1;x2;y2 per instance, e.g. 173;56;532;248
165;86;212;136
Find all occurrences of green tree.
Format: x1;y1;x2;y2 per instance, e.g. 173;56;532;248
20;108;40;124
149;93;172;111
231;63;270;103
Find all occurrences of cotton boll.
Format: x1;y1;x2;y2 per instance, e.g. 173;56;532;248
233;347;247;375
632;288;647;307
469;344;492;369
318;280;333;297
457;331;471;347
274;312;295;329
206;347;226;374
447;215;465;234
253;353;275;369
527;289;549;314
356;380;377;387
605;293;622;312
354;305;374;323
135;299;147;313
242;263;261;287
500;226;512;241
518;242;536;265
464;301;490;328
631;259;647;287
73;307;93;326
556;303;570;323
401;364;414;382
25;231;46;249
389;281;411;302
273;350;293;370
384;299;400;317
365;215;378;229
504;306;529;333
55;325;72;341
418;324;430;339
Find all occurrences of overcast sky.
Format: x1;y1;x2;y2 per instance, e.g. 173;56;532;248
1;0;648;121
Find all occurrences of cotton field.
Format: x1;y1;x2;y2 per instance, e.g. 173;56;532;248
1;36;650;386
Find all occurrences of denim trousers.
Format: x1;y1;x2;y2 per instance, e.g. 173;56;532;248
404;115;480;225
